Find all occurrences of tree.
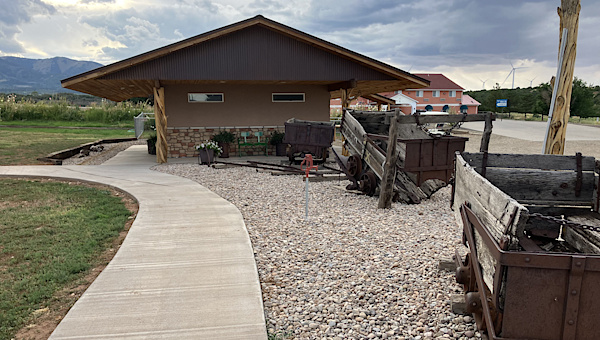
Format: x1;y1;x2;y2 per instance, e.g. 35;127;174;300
570;77;597;118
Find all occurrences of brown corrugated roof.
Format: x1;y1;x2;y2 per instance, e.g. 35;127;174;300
411;73;464;90
61;15;429;102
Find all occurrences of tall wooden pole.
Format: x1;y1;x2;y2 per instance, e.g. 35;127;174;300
543;0;580;155
154;86;167;163
378;109;400;209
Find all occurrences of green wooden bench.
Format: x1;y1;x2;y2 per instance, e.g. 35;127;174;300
237;131;269;156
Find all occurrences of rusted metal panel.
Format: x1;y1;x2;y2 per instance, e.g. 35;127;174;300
101;26;396;82
283;118;334;161
401;137;468;185
460;204;600;339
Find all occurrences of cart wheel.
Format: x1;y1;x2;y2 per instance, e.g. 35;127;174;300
347;155;362;179
359;171;377;196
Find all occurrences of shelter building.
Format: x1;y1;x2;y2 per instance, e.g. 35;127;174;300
62;15;428;162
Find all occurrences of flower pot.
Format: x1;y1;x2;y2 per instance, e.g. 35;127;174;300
147;140;156;155
218;142;230;158
198;148;215;165
275;143;287;156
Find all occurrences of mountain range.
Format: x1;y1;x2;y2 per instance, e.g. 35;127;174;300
0;56;103;94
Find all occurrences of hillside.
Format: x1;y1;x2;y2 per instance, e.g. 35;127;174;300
0;56;102;94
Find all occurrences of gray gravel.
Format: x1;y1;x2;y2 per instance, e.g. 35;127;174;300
61;140;145;165
153;163;478;340
71;130;600;339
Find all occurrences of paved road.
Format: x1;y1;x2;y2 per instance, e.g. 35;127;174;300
0;146;267;340
462;119;600;141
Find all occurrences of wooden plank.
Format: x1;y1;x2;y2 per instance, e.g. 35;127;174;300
462;152;596;171
396;113;491;125
473;226;497;294
483;168;595;204
363;142;385;179
394;170;426;204
564;228;600;254
453;153;529;241
341;111;366;156
567;213;600;251
379;109;400;209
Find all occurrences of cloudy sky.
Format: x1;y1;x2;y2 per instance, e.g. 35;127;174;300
2;0;599;91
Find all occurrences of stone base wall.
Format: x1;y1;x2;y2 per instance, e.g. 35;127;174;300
167;126;285;158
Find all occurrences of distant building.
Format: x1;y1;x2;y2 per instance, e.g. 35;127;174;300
331;73;481;115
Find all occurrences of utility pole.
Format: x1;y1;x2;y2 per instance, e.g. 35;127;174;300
543;0;580;155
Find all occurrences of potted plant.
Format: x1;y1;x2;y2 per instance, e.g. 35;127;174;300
195;140;222;165
270;131;286;156
147;134;157;155
211;130;235;158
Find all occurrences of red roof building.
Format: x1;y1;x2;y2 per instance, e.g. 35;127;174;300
330;73;481;115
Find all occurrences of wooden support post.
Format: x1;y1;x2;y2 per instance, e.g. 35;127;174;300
378;109;401;209
341;89;350;156
543;0;580;155
480;112;493;153
154;86;167;164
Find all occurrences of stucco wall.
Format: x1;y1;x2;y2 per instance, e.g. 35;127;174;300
165;84;330;127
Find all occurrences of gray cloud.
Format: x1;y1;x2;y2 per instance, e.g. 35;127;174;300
79;0;115;3
8;0;600;87
0;0;55;54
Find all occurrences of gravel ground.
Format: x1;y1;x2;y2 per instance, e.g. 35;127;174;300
153;163;477;340
63;131;600;339
61;140;145;165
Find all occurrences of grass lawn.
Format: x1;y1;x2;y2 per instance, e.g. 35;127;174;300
0;178;137;340
0;126;135;165
0;120;134;128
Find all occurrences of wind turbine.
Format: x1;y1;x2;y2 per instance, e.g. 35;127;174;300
478;78;489;89
528;76;537;87
502;62;527;89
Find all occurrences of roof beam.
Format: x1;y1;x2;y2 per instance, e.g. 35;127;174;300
327;79;357;92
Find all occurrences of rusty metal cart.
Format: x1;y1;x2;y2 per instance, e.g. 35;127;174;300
336;109;492;203
283;118;335;163
453;151;600;340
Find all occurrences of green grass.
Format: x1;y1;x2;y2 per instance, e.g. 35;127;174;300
0;126;135;165
0;178;134;340
0;120;133;128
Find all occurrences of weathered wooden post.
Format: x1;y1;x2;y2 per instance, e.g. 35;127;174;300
154;81;167;163
378;109;401;209
543;0;580;155
479;112;493;153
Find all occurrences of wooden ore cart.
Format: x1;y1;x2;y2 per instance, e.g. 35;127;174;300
283;118;335;163
453;152;600;340
337;109;492;204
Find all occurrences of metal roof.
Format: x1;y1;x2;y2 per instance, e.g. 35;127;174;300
62;15;429;102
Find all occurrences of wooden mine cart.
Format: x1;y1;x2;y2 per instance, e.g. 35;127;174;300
283;118;335;163
336;109;493;203
453;152;600;340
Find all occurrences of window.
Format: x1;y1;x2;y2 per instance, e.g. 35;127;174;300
432;90;440;97
272;93;305;102
460;105;468;113
416;90;423;97
442;105;449;112
450;91;456;97
188;93;224;102
425;105;433;111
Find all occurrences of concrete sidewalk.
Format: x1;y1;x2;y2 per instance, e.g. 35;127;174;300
0;145;267;339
